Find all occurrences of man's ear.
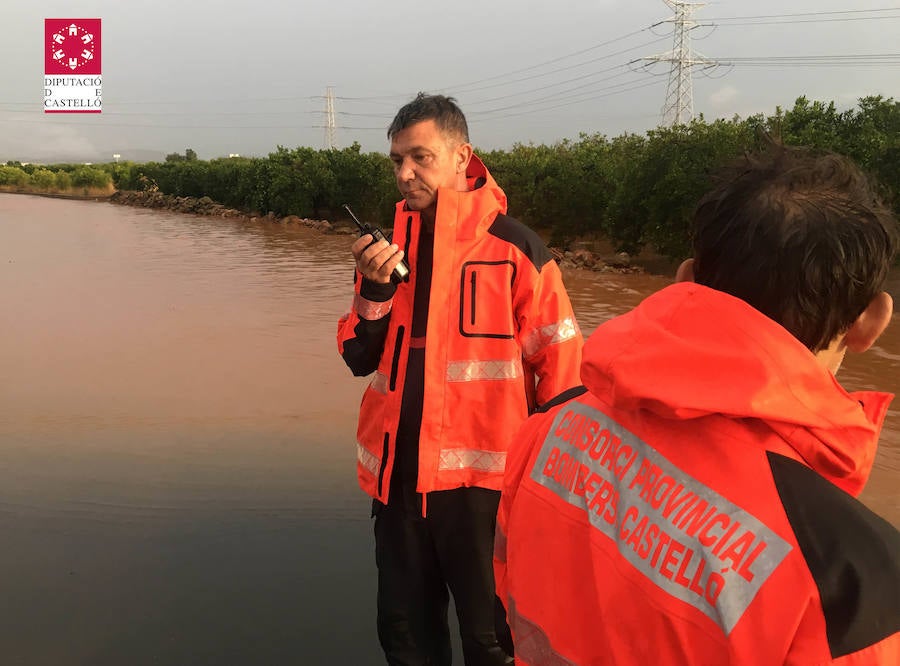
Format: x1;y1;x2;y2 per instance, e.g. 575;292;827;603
675;258;695;283
455;142;473;174
844;291;893;353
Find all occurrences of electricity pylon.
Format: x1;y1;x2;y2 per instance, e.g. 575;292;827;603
324;86;336;149
644;1;718;126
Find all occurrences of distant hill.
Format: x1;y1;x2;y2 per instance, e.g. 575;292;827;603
113;148;168;164
5;147;168;165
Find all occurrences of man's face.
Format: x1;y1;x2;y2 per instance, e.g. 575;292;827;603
389;119;469;214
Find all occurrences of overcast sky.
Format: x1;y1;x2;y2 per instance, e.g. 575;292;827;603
2;0;898;163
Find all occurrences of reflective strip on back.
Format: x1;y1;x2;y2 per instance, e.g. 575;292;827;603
530;401;792;635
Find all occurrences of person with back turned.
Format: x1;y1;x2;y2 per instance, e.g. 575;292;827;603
495;143;900;665
336;93;583;665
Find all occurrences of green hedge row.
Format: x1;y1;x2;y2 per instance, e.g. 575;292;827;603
0;163;112;190
106;95;900;258
482;96;899;255
112;144;398;226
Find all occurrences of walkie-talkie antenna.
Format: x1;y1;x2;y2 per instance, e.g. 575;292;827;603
343;204;366;232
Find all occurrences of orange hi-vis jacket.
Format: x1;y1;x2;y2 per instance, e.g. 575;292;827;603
495;282;900;665
337;155;583;504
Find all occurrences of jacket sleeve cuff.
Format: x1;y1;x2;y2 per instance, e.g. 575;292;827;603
355;278;396;320
360;278;397;302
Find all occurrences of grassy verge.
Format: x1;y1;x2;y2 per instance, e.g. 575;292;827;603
0;184;115;199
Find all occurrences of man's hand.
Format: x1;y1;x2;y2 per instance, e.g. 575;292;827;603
352;234;406;284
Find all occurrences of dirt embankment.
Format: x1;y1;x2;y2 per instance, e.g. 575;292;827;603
109;190;648;274
109;190;343;233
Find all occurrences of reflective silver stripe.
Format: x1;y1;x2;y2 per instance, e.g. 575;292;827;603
531;401;792;635
438;448;507;473
369;372;389;394
523;317;580;358
353;294;392;320
446;358;523;382
357;443;381;477
508;597;579;666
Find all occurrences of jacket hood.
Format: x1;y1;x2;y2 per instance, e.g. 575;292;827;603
581;282;893;496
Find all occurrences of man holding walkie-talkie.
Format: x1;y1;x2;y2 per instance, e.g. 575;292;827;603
338;93;583;666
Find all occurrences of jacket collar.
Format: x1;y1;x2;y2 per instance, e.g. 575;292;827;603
431;154;507;241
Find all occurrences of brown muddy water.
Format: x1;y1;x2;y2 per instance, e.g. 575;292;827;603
1;193;898;664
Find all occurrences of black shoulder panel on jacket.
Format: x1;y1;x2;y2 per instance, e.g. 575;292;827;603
487;214;553;272
767;451;900;658
537;386;588;413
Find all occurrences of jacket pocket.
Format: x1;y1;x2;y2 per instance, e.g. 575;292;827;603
459;261;516;338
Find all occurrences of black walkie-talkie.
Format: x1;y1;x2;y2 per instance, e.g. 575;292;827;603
343;204;410;283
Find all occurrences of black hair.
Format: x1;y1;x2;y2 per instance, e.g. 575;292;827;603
692;143;898;352
387;93;469;144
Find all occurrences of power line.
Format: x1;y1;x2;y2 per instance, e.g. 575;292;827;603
318;79;667;126
438;26;659;93
313;125;385;131
314;90;420;102
6;67;667;127
336;111;394;118
469;79;666;121
719;53;900;65
481;79;666;121
322;31;664;106
462;65;631;107
720;53;900;58
467;71;647;116
442;36;669;97
703;7;900;21
472;111;661;125
700;15;900;27
94;95;320;106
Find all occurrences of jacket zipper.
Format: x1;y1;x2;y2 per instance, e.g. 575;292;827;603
402;215;412;282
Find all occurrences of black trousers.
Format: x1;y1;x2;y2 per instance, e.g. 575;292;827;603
373;485;513;666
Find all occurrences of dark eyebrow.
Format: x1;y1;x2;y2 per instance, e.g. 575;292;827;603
390;145;434;159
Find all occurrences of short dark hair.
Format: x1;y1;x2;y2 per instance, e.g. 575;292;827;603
387;93;469;144
692;143;898;352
